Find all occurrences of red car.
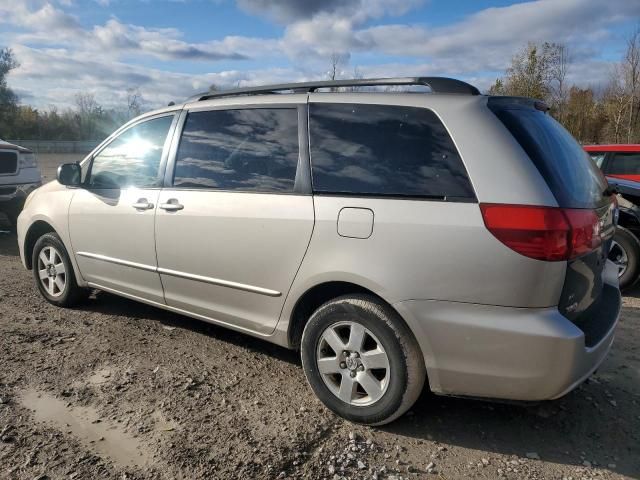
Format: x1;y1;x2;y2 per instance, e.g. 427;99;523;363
585;144;640;289
584;144;640;182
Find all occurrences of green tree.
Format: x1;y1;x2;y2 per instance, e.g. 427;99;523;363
488;42;567;102
0;47;19;136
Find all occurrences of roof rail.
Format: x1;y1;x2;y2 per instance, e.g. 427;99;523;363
190;77;480;102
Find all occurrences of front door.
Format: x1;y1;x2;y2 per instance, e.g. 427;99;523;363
69;113;176;303
155;105;314;334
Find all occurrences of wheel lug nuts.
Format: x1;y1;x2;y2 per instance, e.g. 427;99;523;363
350;371;356;378
358;365;364;371
340;362;347;369
343;350;349;357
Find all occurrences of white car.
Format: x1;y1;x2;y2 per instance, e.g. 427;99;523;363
0;139;41;229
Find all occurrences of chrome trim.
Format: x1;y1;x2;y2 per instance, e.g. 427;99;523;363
76;252;282;297
76;252;157;273
157;267;282;297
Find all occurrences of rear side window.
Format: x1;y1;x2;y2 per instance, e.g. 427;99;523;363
608;152;640;175
489;103;607;208
308;103;475;200
173;108;299;193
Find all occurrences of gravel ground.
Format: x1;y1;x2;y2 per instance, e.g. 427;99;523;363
0;227;639;480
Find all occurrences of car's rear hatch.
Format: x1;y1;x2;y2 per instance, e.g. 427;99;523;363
488;97;617;344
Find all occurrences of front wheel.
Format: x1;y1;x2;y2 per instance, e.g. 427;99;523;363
609;227;640;290
32;232;88;307
301;294;426;425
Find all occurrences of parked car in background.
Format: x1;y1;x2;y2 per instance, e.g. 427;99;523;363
585;144;640;181
18;77;621;425
0;139;41;229
585;144;640;289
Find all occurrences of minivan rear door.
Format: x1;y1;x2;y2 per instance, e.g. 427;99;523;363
488;98;616;324
155;101;314;335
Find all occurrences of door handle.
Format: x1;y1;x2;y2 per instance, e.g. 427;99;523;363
159;200;184;212
132;199;154;210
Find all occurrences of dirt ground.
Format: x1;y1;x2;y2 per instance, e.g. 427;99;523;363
0;225;639;480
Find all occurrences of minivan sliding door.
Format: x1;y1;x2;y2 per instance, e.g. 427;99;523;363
155;102;314;334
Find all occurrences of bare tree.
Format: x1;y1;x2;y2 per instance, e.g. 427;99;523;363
603;65;632;143
74;92;103;140
549;44;570;123
344;66;365;92
624;27;640;143
328;52;349;81
126;87;143;119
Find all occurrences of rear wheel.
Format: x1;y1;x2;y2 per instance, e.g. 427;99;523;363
609;226;640;290
301;294;425;425
32;232;88;307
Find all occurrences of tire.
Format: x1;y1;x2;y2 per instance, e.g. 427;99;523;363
301;294;426;426
32;232;88;307
610;226;640;290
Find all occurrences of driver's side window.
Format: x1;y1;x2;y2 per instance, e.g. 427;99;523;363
88;115;174;189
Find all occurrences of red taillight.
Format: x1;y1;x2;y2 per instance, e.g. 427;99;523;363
480;204;602;261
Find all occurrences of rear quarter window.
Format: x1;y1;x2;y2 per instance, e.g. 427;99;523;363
608;152;640;175
489;102;607;209
308;103;475;200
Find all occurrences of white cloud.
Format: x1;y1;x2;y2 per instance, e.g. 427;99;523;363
0;0;637;111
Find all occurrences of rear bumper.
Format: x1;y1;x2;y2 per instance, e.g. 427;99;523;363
394;262;621;401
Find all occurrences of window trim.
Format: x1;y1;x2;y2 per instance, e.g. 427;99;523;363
163;104;312;195
84;112;179;191
307;102;477;202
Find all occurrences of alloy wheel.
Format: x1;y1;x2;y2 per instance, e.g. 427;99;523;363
610;240;629;278
37;246;66;298
316;321;390;406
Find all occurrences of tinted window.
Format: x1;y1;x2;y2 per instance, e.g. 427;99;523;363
173;108;299;192
89;115;173;189
308;103;474;199
608;153;640;175
489;103;607;208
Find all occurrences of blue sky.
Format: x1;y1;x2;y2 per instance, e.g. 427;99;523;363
0;0;638;110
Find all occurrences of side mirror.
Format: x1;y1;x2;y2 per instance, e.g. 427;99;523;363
57;163;82;187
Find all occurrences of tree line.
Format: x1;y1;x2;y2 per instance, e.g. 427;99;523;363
489;29;640;144
1;29;639;144
0;50;144;142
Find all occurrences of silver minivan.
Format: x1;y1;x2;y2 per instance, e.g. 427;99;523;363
17;77;621;425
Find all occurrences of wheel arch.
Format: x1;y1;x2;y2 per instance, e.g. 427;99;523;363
617;208;640;238
286;280;421;356
22;217;86;288
23;220;57;270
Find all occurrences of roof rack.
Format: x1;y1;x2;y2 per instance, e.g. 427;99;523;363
190;77;480;102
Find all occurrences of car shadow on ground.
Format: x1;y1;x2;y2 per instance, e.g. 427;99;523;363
2;230;637;477
81;290;302;366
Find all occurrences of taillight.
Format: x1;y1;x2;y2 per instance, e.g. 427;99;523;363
480;204;602;261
